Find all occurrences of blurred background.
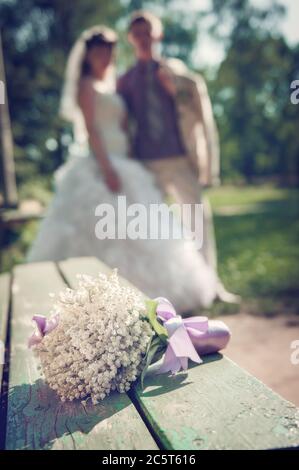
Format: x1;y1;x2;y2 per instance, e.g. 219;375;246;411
0;1;298;402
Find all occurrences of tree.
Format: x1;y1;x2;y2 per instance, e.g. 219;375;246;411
208;0;299;184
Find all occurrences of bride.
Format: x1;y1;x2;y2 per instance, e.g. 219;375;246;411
27;26;218;313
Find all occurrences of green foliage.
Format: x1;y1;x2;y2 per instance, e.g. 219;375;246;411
207;0;299;183
212;36;299;183
145;299;168;342
140;334;166;389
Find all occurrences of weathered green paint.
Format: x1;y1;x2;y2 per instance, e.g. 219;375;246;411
0;273;10;390
5;261;157;450
59;257;299;450
131;356;299;450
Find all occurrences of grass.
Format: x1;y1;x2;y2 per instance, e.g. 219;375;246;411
1;183;299;317
206;185;299;316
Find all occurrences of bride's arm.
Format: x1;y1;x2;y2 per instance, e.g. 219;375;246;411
78;78;121;192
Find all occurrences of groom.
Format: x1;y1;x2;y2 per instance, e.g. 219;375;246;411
118;10;237;303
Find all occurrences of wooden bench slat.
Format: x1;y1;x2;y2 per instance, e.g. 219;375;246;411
6;261;157;450
58;257;299;450
0;273;10;391
132;356;299;450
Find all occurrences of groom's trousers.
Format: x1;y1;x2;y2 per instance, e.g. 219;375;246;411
145;156;218;271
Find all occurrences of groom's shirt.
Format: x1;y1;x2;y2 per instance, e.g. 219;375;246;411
117;59;185;161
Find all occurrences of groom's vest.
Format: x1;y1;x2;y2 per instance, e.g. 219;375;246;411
118;58;220;188
117;59;185;162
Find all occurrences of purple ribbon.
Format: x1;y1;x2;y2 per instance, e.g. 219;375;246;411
155;297;231;374
28;314;59;348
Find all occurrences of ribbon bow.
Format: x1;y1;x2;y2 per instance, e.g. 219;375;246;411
155;297;209;374
28;314;59;348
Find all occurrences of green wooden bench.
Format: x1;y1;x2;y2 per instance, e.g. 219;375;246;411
0;256;298;450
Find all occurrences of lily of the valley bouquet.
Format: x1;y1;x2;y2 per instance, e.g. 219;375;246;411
29;270;230;404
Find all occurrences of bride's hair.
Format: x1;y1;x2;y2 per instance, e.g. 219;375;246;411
59;26;118;145
81;29;117;77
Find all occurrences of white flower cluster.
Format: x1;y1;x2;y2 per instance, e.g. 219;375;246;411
34;270;153;404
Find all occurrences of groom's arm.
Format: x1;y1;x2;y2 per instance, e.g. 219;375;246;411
191;74;220;187
163;59;220;186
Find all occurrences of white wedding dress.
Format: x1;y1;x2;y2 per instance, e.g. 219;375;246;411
27;82;217;312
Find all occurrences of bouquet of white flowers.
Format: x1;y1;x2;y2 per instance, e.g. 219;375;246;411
29;270;231;404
